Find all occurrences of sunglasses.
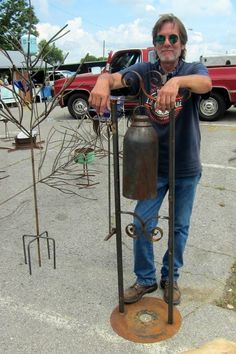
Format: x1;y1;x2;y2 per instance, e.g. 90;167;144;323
154;34;179;45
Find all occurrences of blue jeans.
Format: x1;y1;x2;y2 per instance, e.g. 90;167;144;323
133;174;201;286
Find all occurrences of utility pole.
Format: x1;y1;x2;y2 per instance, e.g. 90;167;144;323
103;40;105;59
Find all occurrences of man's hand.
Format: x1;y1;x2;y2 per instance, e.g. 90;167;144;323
89;72;124;115
156;74;212;112
156;77;179;112
89;74;111;115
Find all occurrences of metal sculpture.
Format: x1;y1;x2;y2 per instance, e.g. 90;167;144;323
0;0;90;274
38;122;101;197
123;110;158;200
105;70;190;342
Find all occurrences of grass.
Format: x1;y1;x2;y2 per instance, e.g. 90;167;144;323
216;261;236;310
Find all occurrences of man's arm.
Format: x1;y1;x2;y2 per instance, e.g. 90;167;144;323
88;72;125;114
174;75;212;94
157;75;212;112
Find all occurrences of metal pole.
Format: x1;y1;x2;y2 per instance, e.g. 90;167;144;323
103;40;105;59
107;126;112;233
168;108;175;324
111;99;125;313
30;141;41;267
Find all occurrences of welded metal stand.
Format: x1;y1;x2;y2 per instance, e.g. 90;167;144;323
110;99;125;313
109;101;181;342
168;108;175;324
22;231;56;275
22;143;56;275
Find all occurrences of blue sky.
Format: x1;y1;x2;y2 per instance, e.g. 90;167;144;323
31;0;236;63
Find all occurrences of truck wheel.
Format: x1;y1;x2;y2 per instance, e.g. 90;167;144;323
67;93;89;119
225;102;232;110
199;93;226;121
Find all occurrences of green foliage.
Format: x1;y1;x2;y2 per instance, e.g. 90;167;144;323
80;54;107;63
0;0;39;50
38;39;64;65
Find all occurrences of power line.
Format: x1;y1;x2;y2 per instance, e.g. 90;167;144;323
47;2;109;30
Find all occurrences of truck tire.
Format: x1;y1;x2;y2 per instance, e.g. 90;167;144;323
67;93;89;119
225;102;232;110
199;92;226;121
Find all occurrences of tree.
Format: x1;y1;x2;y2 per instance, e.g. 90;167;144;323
38;39;64;65
0;0;39;50
80;54;107;63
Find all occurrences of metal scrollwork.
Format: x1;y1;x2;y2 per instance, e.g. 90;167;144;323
105;210;165;243
151;226;163;242
125;223;136;239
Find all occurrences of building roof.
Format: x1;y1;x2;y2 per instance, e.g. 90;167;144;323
0;50;51;69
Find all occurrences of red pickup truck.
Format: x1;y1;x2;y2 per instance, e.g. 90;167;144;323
54;47;236;121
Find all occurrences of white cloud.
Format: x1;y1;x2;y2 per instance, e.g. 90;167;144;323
96;19;150;47
111;0;157;14
36;17;152;63
146;4;156;12
36;20;95;62
186;38;227;62
37;23;61;42
112;0;154;5
35;0;236;64
158;0;233;16
188;30;203;44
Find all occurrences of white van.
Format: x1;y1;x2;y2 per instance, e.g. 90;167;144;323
46;70;74;86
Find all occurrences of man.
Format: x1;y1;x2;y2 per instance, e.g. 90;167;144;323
89;14;212;305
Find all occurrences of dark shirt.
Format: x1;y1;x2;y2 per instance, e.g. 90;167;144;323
119;60;210;177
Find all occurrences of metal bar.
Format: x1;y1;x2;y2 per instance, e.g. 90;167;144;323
107;126;112;233
27;237;39;275
168;108;175;324
45;231;51;259
111;99;125;313
52;237;56;269
22;235;28;264
30;142;41;267
22;232;56;274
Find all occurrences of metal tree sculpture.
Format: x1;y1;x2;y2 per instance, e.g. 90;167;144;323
38;118;106;197
0;3;90;273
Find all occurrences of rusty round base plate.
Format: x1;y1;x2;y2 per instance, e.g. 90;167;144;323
110;297;182;343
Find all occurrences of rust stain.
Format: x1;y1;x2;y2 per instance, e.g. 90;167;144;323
110;297;182;343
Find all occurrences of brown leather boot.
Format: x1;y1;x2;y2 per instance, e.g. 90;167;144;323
124;282;158;304
160;279;181;305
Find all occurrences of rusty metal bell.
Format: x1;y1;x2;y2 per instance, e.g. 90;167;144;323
122;114;158;200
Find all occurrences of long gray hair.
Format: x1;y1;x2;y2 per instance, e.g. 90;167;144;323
152;14;188;60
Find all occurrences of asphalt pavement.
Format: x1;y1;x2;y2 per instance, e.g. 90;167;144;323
0;103;235;353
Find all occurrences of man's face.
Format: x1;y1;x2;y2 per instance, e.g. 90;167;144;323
154;22;185;64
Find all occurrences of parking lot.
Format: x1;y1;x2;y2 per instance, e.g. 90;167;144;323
0;104;235;353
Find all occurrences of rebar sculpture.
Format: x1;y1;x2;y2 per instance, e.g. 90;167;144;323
0;0;91;274
38;121;103;197
105;71;190;342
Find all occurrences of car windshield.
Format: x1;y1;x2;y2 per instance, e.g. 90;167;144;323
110;51;141;73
